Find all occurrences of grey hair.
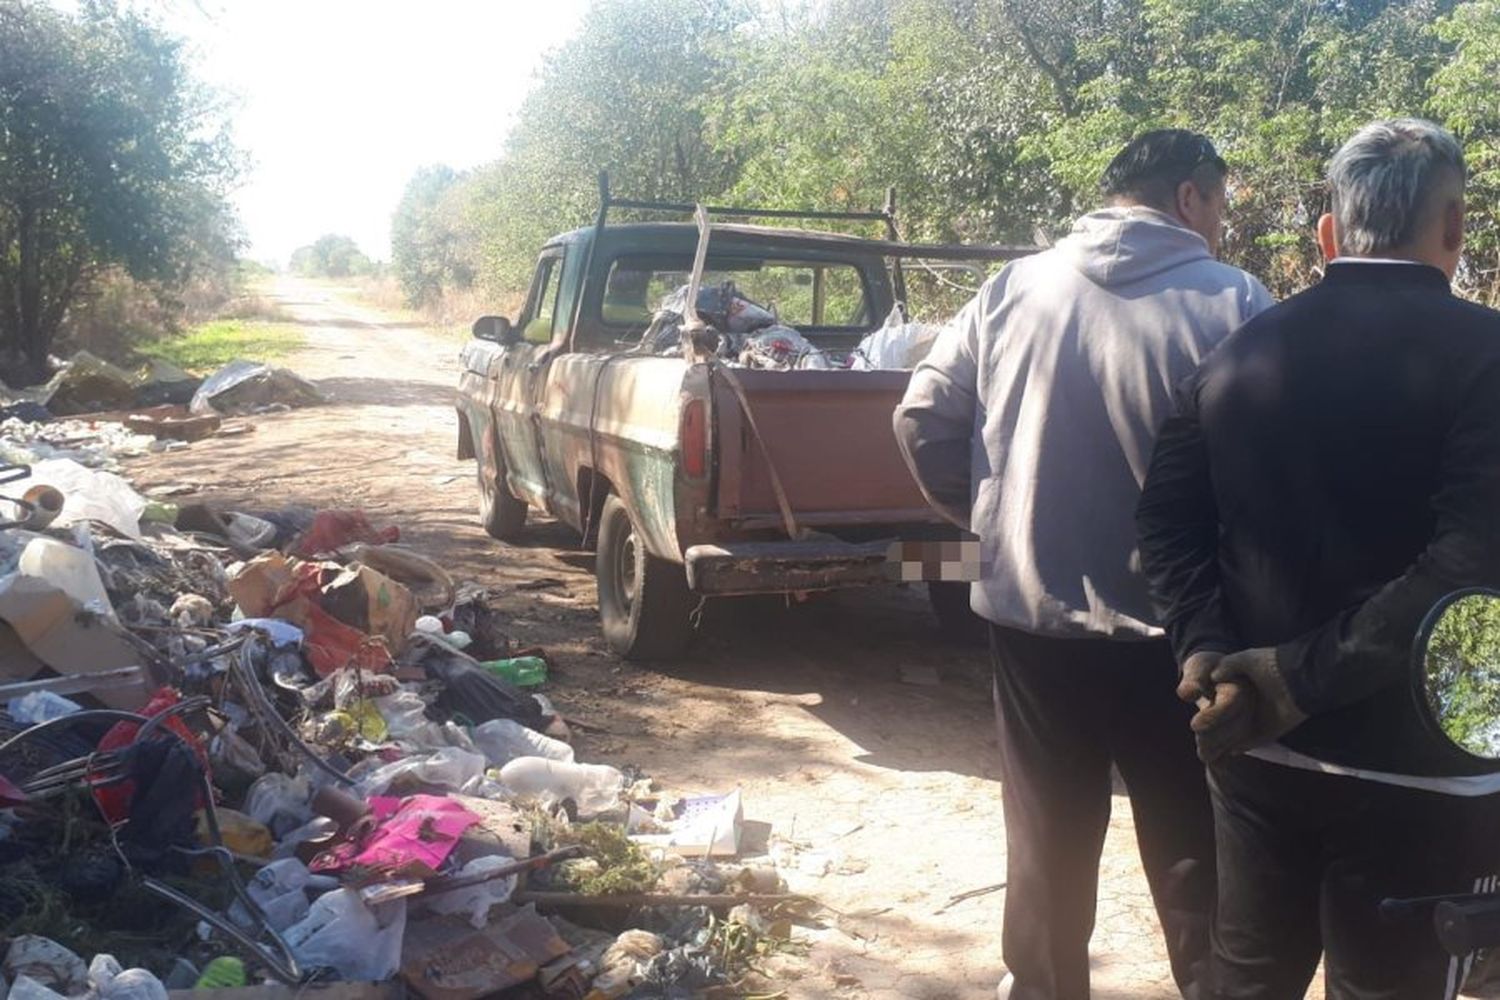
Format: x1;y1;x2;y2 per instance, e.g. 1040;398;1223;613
1327;118;1466;255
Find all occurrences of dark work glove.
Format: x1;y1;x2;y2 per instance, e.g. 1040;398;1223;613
1190;647;1308;763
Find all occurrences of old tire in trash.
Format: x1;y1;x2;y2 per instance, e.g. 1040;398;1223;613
596;494;693;660
477;429;528;541
928;581;987;645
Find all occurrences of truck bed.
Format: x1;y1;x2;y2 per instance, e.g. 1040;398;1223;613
710;368;939;532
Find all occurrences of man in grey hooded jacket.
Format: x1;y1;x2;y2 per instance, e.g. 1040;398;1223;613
894;130;1272;999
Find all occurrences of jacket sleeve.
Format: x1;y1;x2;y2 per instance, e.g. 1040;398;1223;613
892;292;985;531
1274;359;1500;715
1244;275;1276;319
1136;377;1238;663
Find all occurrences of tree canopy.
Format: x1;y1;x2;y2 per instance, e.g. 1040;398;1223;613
0;0;241;380
290;234;373;279
394;0;1500;311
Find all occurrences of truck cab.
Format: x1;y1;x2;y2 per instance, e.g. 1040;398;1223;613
456;182;1029;658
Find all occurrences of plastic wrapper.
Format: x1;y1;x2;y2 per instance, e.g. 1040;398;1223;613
354;746;487;798
373;690;448;747
243;772;313;838
423;854;519;928
42;352;138;416
232;858;319;933
738;326;827;371
283;889;406;982
640;281;777;355
189;360;325;416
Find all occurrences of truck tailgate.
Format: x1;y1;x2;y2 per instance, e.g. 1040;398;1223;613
712;368;937;529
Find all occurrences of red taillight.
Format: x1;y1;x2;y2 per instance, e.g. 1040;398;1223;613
681;398;708;479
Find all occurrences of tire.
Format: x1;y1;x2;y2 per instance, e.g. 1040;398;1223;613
476;428;528;541
596;494;694;660
928;580;987;645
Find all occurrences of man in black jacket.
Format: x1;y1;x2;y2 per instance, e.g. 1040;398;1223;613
1137;118;1500;998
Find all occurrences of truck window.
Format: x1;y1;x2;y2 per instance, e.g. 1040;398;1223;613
898;261;1001;323
601;256;872;332
521;254;564;344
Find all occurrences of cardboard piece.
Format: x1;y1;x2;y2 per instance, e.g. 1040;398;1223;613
229;552;417;676
399;906;570;1000
0;576;145;710
629;789;743;858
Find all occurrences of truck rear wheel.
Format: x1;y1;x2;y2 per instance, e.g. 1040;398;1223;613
596;494;693;660
477;429;527;541
928;581;987;645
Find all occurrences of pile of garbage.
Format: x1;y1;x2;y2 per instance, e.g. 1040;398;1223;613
639;283;948;372
0;453;808;997
0;352;326;474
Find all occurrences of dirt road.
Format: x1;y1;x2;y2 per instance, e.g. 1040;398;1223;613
126;276;1177;999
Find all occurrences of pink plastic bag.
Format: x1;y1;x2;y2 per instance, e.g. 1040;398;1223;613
310;794;479;878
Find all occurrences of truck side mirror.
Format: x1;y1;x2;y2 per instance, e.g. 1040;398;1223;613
473;315;518;345
1414;589;1500;763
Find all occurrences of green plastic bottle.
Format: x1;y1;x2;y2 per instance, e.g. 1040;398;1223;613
480;655;548;687
196;957;247;989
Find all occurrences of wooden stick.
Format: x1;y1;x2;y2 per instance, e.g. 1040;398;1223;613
514;890;808;909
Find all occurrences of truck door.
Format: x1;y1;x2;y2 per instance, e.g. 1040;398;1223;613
494;249;565;505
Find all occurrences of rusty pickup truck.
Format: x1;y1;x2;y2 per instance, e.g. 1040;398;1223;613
456;179;1028;658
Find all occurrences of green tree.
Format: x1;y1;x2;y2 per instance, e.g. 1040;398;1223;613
391;165;475;307
457;0;751;296
1432;0;1500;302
0;0;241;380
290;234;372;279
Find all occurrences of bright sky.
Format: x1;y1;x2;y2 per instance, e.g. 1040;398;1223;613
160;1;591;265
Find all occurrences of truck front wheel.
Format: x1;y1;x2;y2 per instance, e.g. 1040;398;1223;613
596;495;694;660
477;430;528;541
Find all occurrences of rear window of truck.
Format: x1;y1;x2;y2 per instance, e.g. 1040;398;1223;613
600;255;872;331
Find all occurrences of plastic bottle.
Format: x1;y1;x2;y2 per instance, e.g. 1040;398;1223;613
498;757;625;818
480;656;548;687
472;718;575;766
195;958;246;989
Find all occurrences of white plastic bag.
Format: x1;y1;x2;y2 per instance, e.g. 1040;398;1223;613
423;855;518;928
87;955;166;1000
850;305;946;371
18;537;115;618
7;691;81;725
472;718;575;766
9;459;148;538
355;747;487;798
3;937;87;997
283;889;406;982
243;773;312;837
235;857;313;931
498;757;624;818
373;690;447;747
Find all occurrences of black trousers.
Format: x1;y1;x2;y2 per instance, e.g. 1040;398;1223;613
990;625;1216;1000
1210;753;1500;1000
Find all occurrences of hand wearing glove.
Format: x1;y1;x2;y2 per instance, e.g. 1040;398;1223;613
1187;647;1308;763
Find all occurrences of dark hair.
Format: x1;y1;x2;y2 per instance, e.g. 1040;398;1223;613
1100;129;1228;208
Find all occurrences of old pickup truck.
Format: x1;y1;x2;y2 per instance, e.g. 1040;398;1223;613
456;179;1027;658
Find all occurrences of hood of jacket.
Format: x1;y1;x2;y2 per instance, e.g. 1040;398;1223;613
1057;206;1214;287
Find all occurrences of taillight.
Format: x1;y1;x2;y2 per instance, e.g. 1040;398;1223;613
681;398;708;479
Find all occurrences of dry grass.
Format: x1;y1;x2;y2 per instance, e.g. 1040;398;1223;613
345;277;522;341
